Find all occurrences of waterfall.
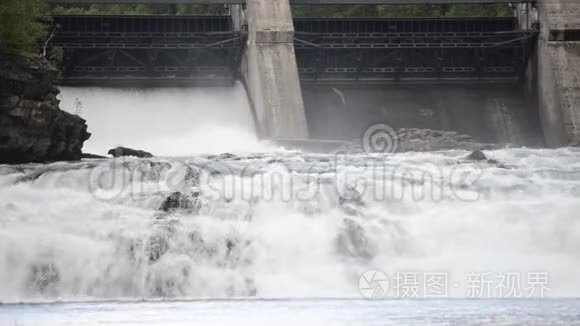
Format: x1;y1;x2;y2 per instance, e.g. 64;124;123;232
58;85;271;156
1;147;580;302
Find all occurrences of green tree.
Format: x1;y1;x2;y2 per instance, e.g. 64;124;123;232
444;4;511;17
292;4;512;18
0;0;48;52
377;5;443;17
293;5;380;18
50;4;228;16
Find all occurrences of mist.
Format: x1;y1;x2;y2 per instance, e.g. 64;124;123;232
59;85;271;156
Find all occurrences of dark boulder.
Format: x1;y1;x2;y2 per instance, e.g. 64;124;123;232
108;146;154;158
465;150;487;161
463;150;511;169
159;191;201;213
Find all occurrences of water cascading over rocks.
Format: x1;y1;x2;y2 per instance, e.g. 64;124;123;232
1;148;580;301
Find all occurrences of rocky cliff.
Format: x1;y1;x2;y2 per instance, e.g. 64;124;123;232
0;53;90;164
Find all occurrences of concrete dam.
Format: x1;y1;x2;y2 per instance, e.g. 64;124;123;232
47;0;580;148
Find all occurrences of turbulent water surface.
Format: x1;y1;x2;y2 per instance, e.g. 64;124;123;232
2;87;580;325
1;148;580;302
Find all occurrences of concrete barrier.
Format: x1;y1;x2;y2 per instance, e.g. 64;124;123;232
533;0;580;146
238;0;309;139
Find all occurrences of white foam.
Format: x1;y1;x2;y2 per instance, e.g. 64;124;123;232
59;85;273;156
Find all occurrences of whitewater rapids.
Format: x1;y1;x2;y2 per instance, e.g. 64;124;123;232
1;86;579;303
1;147;580;302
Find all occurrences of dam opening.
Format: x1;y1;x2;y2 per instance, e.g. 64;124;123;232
43;0;577;150
58;86;269;156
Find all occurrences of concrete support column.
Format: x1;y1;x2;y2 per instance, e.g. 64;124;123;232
240;0;309;139
529;0;580;146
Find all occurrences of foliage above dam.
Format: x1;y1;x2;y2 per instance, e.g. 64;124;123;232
0;0;48;53
292;4;512;18
48;3;512;17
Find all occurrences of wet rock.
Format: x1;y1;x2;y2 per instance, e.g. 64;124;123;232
184;166;200;187
396;128;488;152
466;150;487;161
148;234;169;263
345;128;499;154
139;161;171;182
217;153;238;160
338;186;365;215
159;191;201;213
82;153;108;159
29;263;60;293
0;53;91;164
336;219;375;259
107;147;154;158
462;150;511;169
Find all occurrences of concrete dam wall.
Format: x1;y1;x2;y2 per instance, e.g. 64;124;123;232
303;84;543;146
236;0;547;147
531;0;580;146
49;0;580;148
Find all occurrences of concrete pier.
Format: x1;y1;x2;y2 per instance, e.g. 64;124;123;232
534;0;580;146
240;0;309;139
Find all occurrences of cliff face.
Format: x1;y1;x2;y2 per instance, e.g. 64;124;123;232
0;53;91;164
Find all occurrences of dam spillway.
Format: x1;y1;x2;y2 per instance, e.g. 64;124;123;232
58;86;268;156
47;0;580;147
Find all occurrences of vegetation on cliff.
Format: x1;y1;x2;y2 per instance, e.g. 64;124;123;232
0;0;48;53
1;0;90;163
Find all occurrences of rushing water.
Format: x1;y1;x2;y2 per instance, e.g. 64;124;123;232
58;86;269;156
1;148;580;303
1;87;580;324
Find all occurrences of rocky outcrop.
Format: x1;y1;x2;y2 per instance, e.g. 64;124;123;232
108;146;154;158
0;53;90;164
159;191;201;213
463;149;511;169
338;128;497;154
395;128;495;152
